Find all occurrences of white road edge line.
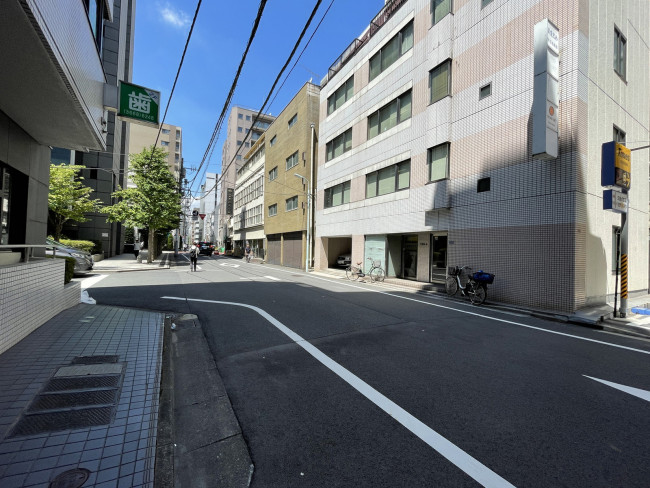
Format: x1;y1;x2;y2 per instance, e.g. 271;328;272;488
80;274;108;290
584;375;650;403
161;296;516;488
260;268;650;356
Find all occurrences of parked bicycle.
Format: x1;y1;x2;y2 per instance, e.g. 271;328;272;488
445;266;494;305
346;258;385;282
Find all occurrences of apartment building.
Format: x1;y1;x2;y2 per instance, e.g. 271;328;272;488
233;135;266;257
264;82;320;268
129;122;183;183
315;0;649;313
199;172;218;243
218;106;275;249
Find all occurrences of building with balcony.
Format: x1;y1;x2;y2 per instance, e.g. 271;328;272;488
218;106;274;249
264;82;320;268
315;0;649;313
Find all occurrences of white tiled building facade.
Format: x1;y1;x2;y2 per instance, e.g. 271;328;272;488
315;0;649;313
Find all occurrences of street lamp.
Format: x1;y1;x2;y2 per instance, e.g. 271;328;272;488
294;173;311;273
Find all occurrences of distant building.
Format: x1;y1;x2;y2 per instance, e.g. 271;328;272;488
199;173;218;243
315;0;649;313
129;122;183;184
264;82;320;268
218;106;274;249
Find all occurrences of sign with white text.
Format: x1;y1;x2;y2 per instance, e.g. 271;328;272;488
118;81;160;126
603;189;627;213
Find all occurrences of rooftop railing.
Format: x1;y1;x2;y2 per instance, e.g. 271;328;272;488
323;0;408;86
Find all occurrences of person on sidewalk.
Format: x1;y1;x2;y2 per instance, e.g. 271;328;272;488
133;240;140;259
244;241;252;263
189;242;199;271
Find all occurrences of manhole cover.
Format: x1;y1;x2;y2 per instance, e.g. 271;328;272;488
71;355;119;365
44;375;120;392
49;468;90;488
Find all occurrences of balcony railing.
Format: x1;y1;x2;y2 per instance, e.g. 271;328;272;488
323;0;408;86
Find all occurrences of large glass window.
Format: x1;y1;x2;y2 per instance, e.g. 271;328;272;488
324;181;351;208
430;60;451;104
365;160;410;198
431;0;451;25
326;129;352;161
368;91;412;139
614;27;626;79
286;196;298;211
286;151;299;170
327;76;354;115
428;143;449;182
369;21;414;81
0;167;11;245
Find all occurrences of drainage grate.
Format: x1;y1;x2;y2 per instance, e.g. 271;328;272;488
28;390;119;412
10;407;115;437
43;375;121;392
71;355;119;365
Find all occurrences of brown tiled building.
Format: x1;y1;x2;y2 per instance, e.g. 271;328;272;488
264;83;320;269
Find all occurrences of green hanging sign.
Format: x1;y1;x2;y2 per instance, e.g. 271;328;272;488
118;81;160;126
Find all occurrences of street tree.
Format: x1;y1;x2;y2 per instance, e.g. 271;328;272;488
48;164;101;240
103;146;180;263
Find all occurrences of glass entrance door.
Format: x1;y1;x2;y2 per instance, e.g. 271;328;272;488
430;234;447;282
401;235;418;280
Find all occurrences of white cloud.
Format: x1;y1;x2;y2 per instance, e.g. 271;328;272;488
159;3;190;28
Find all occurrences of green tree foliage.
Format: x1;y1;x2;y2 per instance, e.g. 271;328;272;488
48;164;101;240
102;146;180;263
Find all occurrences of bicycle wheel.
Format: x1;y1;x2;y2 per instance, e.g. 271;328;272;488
370;267;385;282
346;266;359;281
469;283;487;305
445;277;458;296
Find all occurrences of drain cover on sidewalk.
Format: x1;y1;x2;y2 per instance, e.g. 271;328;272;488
49;468;90;488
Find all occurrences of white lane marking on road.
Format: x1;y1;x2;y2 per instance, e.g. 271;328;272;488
220;263;240;268
264;276;281;281
259;269;650;356
79;274;108;290
161;296;516;488
584;376;650;403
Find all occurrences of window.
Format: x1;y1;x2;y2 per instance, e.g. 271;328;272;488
366;160;410;198
286;151;299;170
368;91;412;139
369;21;414;81
175;142;180;150
269;166;278;181
286;196;298;211
288;114;298;128
324;181;351;208
161;141;169;146
244;142;249;148
326;128;352;161
270;135;277;147
269;204;277;216
477;177;491;192
176;130;181;140
327;76;354;115
175;154;179;161
246;115;251;121
481;0;493;7
431;0;451;26
238;114;243;119
428;143;449;182
162;129;170;134
83;0;104;50
237;140;242;146
430;60;451;104
614;27;626;79
479;83;492;100
237;127;243;132
236;155;242;160
613;126;626;144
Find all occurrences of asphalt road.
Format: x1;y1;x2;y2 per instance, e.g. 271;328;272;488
82;254;650;487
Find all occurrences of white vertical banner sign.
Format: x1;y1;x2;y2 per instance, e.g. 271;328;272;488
532;19;559;159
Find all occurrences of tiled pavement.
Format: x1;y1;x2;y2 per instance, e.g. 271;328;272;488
0;304;164;487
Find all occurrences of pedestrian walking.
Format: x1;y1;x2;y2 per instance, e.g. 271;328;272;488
189;242;199;271
133;240;140;259
244;241;252;263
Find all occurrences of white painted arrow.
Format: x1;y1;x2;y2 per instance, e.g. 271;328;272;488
219;263;240;268
584;376;650;403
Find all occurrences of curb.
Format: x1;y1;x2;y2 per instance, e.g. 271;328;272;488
157;312;253;487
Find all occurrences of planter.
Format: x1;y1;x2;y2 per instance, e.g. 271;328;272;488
92;253;103;262
0;251;21;266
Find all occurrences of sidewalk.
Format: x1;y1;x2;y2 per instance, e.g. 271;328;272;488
0;304;164;487
92;251;174;273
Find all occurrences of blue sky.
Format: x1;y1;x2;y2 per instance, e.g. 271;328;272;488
132;0;385;192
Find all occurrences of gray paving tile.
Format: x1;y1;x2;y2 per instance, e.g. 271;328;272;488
96;466;120;483
0;473;27;488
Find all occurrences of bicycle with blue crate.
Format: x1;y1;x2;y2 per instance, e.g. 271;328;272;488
445;266;495;305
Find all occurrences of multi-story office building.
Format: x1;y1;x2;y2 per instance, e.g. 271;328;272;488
264;82;320;268
0;0;128;352
129;122;183;183
199;173;218;243
218;106;274;249
315;0;649;313
71;0;136;257
233;135;266;257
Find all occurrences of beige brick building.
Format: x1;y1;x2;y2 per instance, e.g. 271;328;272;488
315;0;649;313
129;122;183;183
264;83;320;268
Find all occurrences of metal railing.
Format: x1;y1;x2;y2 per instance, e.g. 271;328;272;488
0;244;50;263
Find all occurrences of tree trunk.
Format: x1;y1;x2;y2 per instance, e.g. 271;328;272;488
148;227;155;263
